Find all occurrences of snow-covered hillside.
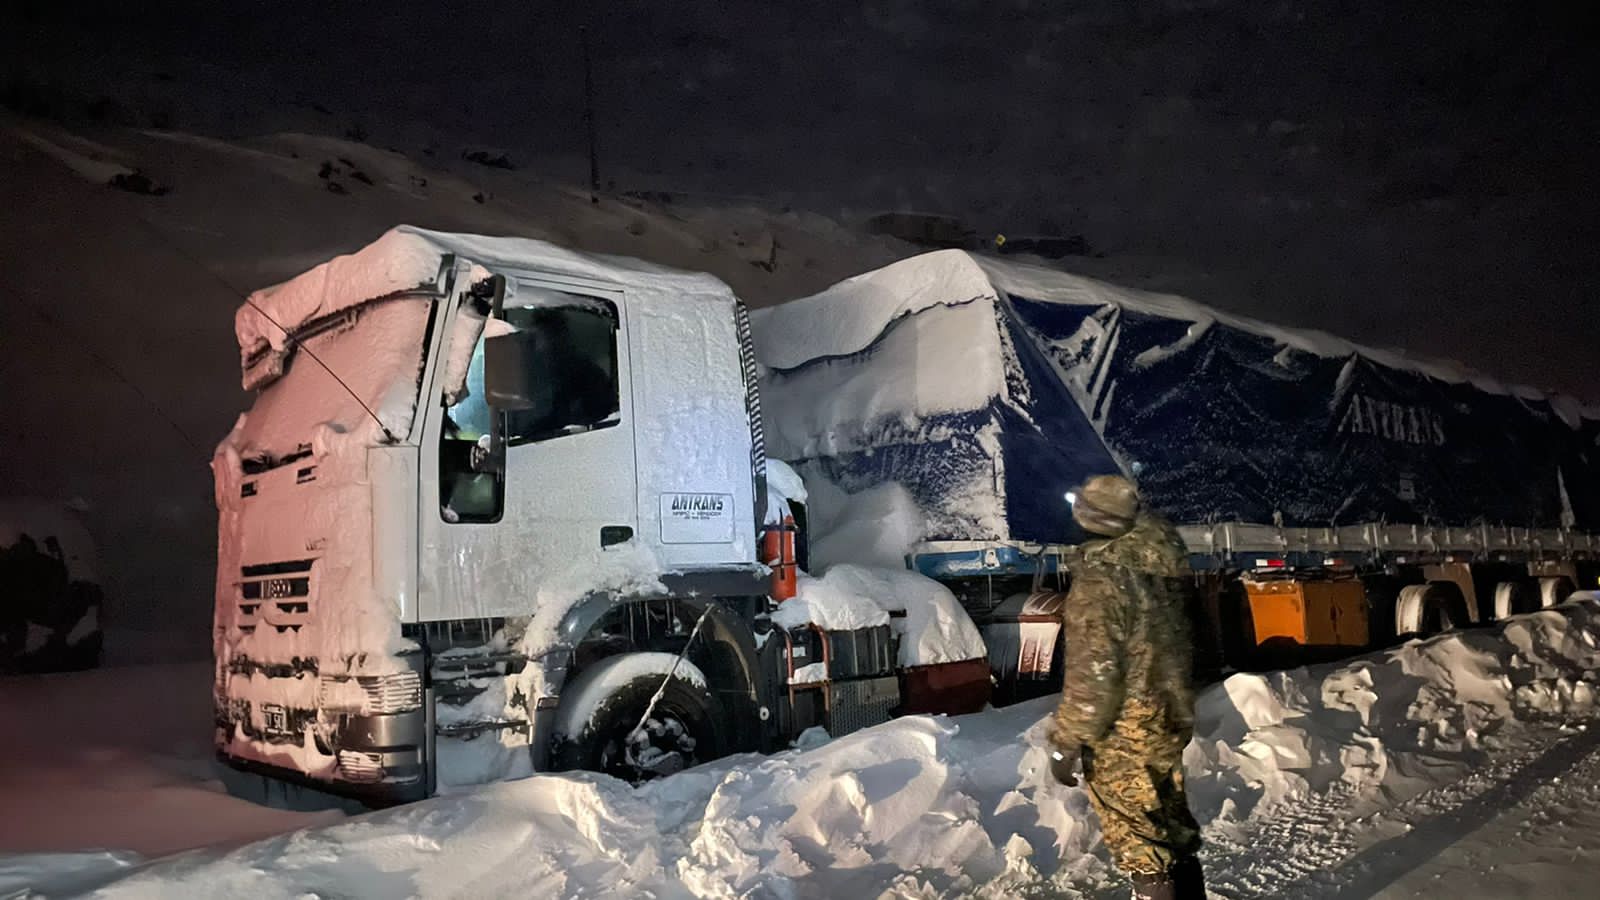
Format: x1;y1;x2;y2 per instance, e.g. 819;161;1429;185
4;597;1598;898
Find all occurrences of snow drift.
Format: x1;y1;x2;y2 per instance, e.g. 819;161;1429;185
35;595;1600;899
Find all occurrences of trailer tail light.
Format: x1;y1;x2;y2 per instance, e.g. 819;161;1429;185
1254;558;1287;569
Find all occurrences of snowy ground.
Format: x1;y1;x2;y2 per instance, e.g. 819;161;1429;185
4;598;1600;899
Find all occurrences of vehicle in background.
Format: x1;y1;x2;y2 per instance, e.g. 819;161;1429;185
754;250;1600;696
1;498;104;674
211;228;989;805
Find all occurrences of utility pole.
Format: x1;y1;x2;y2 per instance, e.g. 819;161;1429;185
582;25;599;203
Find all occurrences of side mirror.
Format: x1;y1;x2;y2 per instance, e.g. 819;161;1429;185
483;330;548;412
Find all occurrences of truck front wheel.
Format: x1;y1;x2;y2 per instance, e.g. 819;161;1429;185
550;653;727;783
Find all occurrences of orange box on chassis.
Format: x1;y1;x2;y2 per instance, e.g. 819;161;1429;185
1244;579;1369;647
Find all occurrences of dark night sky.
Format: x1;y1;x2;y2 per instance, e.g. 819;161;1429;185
6;0;1598;396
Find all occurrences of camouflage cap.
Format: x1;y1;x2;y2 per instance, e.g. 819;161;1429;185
1072;474;1141;537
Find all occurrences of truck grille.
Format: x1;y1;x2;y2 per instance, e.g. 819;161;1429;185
238;559;316;633
317;671;423;715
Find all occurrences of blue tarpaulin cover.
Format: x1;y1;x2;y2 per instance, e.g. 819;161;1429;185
754;251;1600;545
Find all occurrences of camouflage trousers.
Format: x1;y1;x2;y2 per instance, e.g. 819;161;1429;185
1081;741;1203;877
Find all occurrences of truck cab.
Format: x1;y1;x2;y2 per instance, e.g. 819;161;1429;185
213;228;988;805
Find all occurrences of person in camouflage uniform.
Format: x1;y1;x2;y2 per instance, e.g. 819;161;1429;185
1049;474;1206;900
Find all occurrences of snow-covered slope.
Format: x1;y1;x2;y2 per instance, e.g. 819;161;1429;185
6;597;1598;898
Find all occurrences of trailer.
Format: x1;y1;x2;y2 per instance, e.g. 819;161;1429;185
753;249;1600;688
210;227;989;805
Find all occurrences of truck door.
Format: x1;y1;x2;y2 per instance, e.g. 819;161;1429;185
418;277;639;621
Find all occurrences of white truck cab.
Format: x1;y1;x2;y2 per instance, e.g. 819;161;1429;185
214;227;774;801
213;227;987;805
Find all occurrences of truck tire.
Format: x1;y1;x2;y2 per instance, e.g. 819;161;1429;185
1492;581;1536;620
1395;583;1470;638
550;653;727;783
1539;576;1576;609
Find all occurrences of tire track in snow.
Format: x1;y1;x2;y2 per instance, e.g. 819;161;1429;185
1201;785;1362;898
1202;721;1600;899
1309;722;1600;899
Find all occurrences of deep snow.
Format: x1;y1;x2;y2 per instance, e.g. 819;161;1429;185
5;597;1600;898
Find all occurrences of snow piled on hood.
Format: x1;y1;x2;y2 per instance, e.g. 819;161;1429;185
63;597;1600;899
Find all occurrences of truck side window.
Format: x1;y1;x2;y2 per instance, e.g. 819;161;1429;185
440;289;621;524
441;301;501;523
500;297;620;443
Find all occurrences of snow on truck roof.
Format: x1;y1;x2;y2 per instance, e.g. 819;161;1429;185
234;225;733;360
753;249;1595;422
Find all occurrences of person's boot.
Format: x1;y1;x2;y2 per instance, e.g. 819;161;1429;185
1130;871;1176;900
1170;854;1207;900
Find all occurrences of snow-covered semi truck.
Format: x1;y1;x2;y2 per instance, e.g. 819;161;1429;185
212;227;988;804
754;249;1600;691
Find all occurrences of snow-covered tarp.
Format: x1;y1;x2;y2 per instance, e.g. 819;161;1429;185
754;250;1600;542
11;596;1600;898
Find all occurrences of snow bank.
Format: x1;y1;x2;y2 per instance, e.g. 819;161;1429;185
15;597;1600;899
772;565;986;668
1186;595;1600;823
72;702;1102;900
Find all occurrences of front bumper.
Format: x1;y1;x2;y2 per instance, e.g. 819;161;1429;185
218;707;428;807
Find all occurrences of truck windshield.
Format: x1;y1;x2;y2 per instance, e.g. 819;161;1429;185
236;297;435;470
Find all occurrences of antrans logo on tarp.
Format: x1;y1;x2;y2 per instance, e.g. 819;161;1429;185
1338;393;1446;446
660;492;734;544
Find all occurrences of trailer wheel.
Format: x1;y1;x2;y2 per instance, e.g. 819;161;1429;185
1539;576;1576;609
1395;583;1470;638
1492;581;1536;620
550;653;727;783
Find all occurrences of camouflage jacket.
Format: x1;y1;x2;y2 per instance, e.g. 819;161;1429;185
1050;512;1196;757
